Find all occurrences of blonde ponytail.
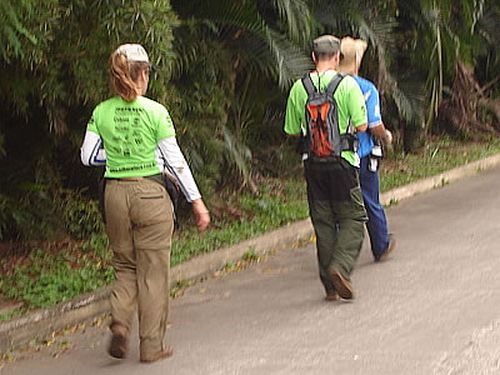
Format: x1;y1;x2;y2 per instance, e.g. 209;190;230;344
109;51;149;102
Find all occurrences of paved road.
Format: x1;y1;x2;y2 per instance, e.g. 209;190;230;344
3;166;500;375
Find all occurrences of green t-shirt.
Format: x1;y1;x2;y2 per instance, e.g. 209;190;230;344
86;96;175;178
284;70;367;166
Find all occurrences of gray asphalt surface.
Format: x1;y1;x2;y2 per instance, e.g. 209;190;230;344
2;166;500;375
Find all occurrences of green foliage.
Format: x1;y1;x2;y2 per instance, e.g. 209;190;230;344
0;0;55;63
0;0;178;241
379;136;500;192
0;165;103;241
172;0;311;88
0;247;114;308
242;248;259;262
0;0;498;243
0;184;60;241
0;307;24;322
168;0;313;192
61;191;103;240
0;0;178;117
311;0;498;151
2;138;499;312
171;177;309;266
0;195;12;239
0;0;498;322
82;233;110;259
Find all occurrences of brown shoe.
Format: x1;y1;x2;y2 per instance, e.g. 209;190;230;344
324;290;339;301
140;346;174;363
375;234;396;262
329;267;354;300
108;324;129;359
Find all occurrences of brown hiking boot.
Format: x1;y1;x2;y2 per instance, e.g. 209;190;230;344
108;324;129;359
375;234;396;262
329;267;354;300
140;346;174;363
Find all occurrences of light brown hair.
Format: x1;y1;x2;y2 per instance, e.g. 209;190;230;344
109;51;149;102
339;37;368;73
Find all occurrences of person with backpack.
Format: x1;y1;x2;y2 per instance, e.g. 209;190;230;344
284;35;368;301
80;44;210;363
338;36;396;262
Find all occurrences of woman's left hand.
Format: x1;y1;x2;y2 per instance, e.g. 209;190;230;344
192;199;210;232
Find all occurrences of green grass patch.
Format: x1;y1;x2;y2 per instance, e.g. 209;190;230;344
0;307;24;322
1;137;499;311
0;236;114;309
171;179;308;266
379;137;500;192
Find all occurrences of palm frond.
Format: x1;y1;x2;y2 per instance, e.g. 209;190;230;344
172;0;311;88
477;5;500;44
222;125;255;191
263;29;312;88
270;0;312;43
0;0;39;61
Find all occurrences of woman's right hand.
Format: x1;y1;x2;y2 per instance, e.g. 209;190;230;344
192;199;210;232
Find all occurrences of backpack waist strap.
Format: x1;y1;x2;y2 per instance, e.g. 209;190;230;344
299;133;358;162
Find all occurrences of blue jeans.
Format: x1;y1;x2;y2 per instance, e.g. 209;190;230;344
359;156;390;258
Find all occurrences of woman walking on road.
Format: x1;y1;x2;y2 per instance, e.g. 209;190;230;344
80;44;210;363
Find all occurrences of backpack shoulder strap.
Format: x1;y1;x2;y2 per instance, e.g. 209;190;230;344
325;73;345;97
301;73;316;97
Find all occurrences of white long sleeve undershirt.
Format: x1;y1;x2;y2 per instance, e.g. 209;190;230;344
155;137;201;202
80;131;201;202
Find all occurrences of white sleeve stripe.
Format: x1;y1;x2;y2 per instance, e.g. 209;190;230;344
94;139;106;164
368;121;383;128
89;139;101;165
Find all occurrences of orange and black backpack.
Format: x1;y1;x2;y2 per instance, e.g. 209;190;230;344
301;72;357;161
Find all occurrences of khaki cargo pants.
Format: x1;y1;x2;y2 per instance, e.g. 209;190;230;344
104;178;174;358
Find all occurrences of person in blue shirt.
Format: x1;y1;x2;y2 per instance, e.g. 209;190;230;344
338;37;396;261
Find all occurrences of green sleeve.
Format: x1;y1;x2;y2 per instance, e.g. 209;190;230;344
284;80;305;135
86;107;99;135
345;76;368;128
157;106;176;141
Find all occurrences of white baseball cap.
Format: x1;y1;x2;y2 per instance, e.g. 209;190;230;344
114;43;150;64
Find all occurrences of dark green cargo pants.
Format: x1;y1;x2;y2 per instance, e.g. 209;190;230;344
304;159;368;294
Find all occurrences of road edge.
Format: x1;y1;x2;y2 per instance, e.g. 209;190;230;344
1;153;500;353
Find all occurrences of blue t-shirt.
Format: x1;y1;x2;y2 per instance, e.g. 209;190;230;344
354;76;382;158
